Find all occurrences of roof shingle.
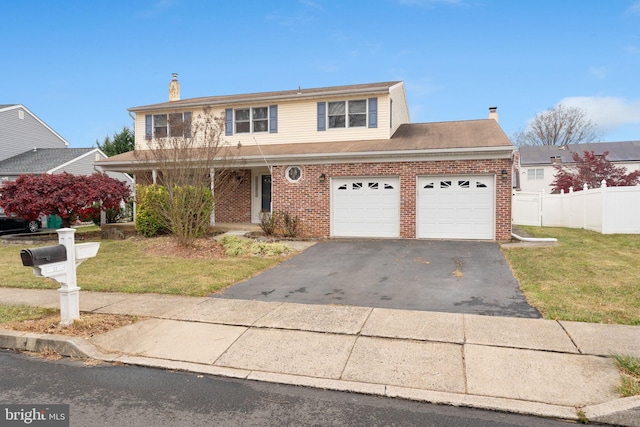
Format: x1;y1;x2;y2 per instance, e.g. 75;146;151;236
0;148;96;174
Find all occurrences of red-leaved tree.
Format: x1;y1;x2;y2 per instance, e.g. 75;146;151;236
0;172;131;227
551;150;640;193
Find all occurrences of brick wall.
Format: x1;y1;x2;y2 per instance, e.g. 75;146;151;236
214;169;252;223
272;159;513;241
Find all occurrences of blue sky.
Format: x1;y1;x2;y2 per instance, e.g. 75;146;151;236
3;0;640;148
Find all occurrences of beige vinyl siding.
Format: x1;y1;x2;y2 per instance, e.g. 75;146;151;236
389;82;410;136
135;94;396;149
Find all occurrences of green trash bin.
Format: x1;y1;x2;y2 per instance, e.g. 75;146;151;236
47;215;63;229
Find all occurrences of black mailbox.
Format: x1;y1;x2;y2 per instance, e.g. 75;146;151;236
20;245;67;267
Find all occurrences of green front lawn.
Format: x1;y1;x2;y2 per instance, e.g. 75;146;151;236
0;237;283;297
2;227;639;325
502;226;640;325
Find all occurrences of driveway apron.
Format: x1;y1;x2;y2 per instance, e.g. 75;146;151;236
211;240;540;318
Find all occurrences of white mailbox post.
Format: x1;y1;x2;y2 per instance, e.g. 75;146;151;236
21;228;100;326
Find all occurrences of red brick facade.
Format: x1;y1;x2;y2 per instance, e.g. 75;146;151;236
214;169;252;223
271;159;513;241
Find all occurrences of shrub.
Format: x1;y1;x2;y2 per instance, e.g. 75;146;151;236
220;235;291;257
250;241;290;256
168;185;214;242
280;211;300;238
219;235;247;256
135;185;169;237
259;212;277;236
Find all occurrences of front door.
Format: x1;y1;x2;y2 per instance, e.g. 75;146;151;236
261;175;272;212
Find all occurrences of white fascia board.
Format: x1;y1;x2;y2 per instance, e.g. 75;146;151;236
97;146;514;171
239;146;514;167
129;87;394;112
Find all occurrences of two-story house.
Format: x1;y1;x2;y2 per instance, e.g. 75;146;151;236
517;142;640;193
0;104;69;161
97;75;515;240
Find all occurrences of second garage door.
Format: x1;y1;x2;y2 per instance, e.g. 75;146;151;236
417;175;495;239
332;177;400;238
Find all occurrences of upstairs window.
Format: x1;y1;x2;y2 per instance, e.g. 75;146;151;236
317;97;378;131
348;100;366;127
145;112;191;140
235;109;250;133
252;107;268;132
153;114;167;138
226;106;277;136
235;107;269;134
327;100;367;129
328;101;346;128
527;168;544;180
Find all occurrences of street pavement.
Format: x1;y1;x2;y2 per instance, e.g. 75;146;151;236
1;287;639;426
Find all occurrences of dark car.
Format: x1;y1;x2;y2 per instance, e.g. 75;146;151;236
0;208;41;233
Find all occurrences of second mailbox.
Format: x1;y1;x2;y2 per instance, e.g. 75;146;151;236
20;245;67;267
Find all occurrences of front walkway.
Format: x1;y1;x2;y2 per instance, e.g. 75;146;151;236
1;287;639;425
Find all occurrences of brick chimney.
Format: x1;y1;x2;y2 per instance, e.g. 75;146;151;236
488;107;498;122
169;73;180;101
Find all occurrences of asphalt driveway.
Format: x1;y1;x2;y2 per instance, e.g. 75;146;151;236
212;240;541;318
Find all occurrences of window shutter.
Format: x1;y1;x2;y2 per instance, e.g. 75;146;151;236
145;115;152;140
184;112;192;138
225;108;233;136
368;97;378;128
269;105;278;133
317;102;326;131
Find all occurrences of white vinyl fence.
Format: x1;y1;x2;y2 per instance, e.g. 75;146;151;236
513;181;640;234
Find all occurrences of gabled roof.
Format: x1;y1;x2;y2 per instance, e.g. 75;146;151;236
0;104;70;147
129;81;403;112
0;148;98;175
519;141;640;165
96;119;513;171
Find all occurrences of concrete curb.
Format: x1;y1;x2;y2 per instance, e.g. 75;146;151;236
3;329;640;424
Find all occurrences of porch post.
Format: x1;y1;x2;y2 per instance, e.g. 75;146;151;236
210;167;215;226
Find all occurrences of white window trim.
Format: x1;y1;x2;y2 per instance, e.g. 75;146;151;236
150;112;191;139
235;106;269;134
285;166;303;183
327;99;368;129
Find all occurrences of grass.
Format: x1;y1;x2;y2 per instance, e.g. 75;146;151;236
611;354;640;396
0;234;284;297
0;305;56;323
502;226;640;325
2;225;639;324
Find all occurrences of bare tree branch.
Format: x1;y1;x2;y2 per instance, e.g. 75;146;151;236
135;107;242;246
513;104;602;147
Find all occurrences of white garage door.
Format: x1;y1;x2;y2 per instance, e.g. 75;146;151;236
332;177;400;238
418;175;494;239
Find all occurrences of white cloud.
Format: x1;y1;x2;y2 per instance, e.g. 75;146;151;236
627;1;640;14
559;96;640;132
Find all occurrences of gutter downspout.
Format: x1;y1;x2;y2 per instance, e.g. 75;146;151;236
511;233;557;243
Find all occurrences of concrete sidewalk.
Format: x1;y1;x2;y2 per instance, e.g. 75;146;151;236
1;287;639;426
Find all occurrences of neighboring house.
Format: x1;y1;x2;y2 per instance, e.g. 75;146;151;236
0;104;69;161
0;147;134;228
517;141;640;193
0;147;133;187
97;76;515;240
